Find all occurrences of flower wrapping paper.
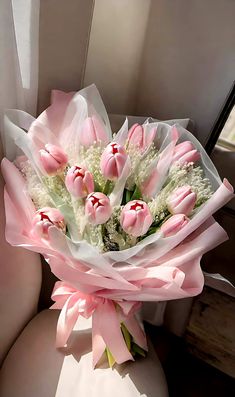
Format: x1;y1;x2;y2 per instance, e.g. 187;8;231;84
1;85;234;367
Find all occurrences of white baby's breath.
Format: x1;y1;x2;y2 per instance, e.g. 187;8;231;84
20;160;53;209
19;139;213;254
79;143;106;191
43;174;71;206
84;224;105;252
103;206;136;251
169;163;213;206
126;143;158;190
149;162;213;221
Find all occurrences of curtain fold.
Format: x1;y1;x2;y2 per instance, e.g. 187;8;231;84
0;0;39;129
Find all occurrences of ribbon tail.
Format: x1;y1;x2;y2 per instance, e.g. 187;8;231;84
92;300;133;367
92;319;107;368
55;295;80;348
124;316;148;351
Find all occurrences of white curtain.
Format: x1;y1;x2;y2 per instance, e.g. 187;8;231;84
0;0;41;365
0;0;39;128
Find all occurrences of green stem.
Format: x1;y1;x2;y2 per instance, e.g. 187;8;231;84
121;323;132;351
106;348;116;367
125;189;132;203
131;185;142;200
103;180;113;195
131;343;146;357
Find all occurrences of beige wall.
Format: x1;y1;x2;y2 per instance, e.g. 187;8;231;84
38;0;235;145
136;0;235;145
38;0;94;113
84;0;151;115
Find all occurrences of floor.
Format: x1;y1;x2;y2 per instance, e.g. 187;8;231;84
146;323;235;397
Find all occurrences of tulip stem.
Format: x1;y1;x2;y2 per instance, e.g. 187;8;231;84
125;189;132;203
103;180;113;195
131;343;146;357
131;185;142;201
104;315;147;367
121;323;132;351
105;348;116;367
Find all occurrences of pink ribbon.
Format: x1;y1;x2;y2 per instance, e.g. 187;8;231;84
50;281;147;367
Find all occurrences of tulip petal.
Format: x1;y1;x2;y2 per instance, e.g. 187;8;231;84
144;127;157;149
27;91;75;151
122;211;137;231
78;84;112;142
173;141;194;161
79;117;96;146
92;115;109;144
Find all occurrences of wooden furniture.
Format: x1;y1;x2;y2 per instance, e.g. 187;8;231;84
185;209;235;379
185;286;235;378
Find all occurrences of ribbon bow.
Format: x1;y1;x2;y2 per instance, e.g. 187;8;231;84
51;281;147;367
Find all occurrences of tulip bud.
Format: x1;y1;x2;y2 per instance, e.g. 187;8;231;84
39;144;68;175
80;115;109;147
167;186;197;216
161;214;189;237
120;200;152;237
65;165;94;198
32;207;66;239
128;123;156;152
85;192;112;225
173;141;200;165
100;142;128;180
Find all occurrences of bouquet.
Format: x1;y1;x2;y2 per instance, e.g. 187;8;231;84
1;85;234;367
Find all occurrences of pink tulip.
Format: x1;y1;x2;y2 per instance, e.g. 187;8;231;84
120;200;152;237
85;192;112;225
65;165;94;198
80;115;109;146
32;207;66;239
128;123;156;152
161;214;189;237
167;186;197;215
100;142;128;180
173;141;200;165
39;143;68;175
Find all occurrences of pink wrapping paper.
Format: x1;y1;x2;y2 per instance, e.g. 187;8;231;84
1;85;234;366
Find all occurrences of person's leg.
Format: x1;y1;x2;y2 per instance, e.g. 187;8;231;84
0;310;168;397
0;310;63;397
